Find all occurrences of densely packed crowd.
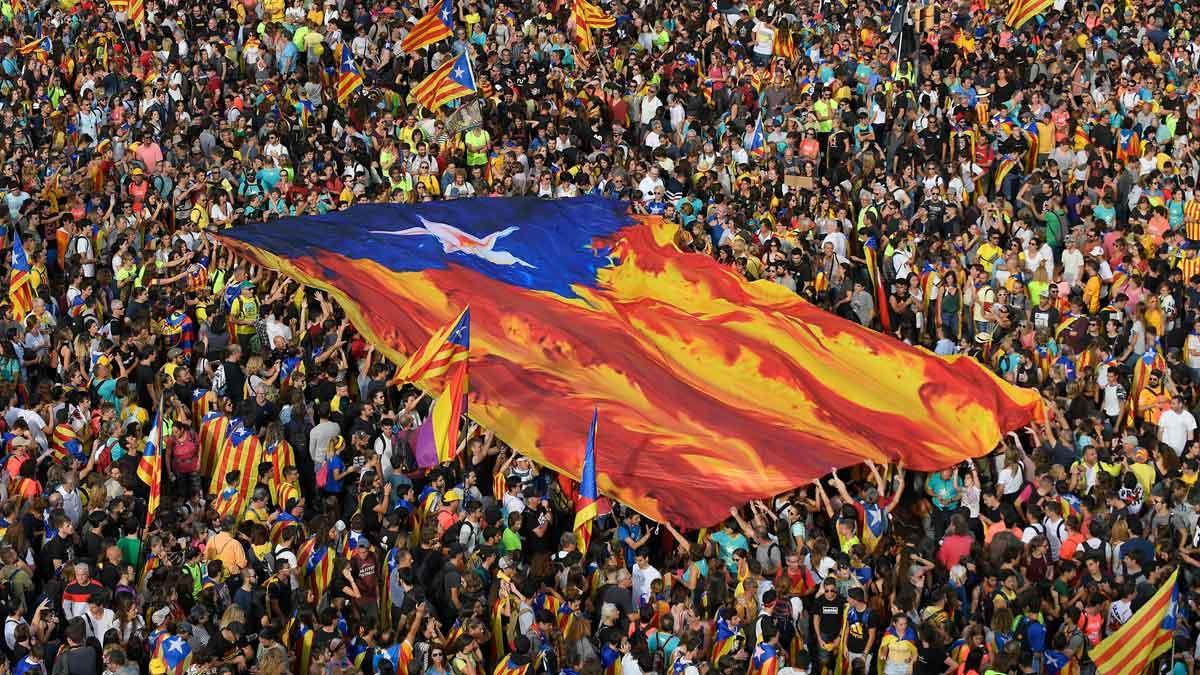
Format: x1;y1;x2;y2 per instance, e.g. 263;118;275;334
1;0;1200;673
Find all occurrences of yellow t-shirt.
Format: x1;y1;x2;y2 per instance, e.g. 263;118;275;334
263;0;285;22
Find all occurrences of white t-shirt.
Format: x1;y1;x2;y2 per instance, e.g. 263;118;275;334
631;563;662;605
753;22;776;56
1186;333;1200;369
1157;409;1196;454
998;463;1025;496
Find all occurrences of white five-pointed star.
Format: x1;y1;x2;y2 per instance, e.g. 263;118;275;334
453;67;465;79
166;637;187;654
441;8;451;21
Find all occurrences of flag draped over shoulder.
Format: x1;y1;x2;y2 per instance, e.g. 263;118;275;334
219;196;1045;527
1091;569;1178;675
209;420;263;520
573;409;600;552
8;228;35;320
401;0;455;52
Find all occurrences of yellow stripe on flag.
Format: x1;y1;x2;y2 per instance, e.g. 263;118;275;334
1090;569;1177;675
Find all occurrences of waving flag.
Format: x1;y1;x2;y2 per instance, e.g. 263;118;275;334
337;48;364;105
16;35;51;60
8;228;35;320
412;52;476;110
1005;0;1052;28
573;408;600;553
220;197;1044;526
1090;569;1178;675
405;308;471;466
128;0;145;24
392;307;470;384
401;0;455;52
864;237;891;333
137;396;166;527
570;0;614;51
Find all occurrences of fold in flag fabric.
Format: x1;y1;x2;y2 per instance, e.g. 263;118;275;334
570;0;613;50
336;47;364;105
1090;569;1178;675
137;396;166;528
573;408;600;553
220;196;1044;526
8;227;35;320
412;52;476;110
410;359;468;466
392;307;470;384
401;0;455;52
1005;0;1052;29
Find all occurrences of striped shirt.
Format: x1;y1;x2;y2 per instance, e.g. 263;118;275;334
1185;199;1200;240
1179;255;1200;283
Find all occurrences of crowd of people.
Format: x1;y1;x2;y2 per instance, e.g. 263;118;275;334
2;0;1200;673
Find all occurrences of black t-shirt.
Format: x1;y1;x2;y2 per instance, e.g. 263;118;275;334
132;364;156;410
916;642;949;675
219;360;246;404
844;606;879;653
360;492;382;535
41;537;73;576
813;594;845;640
1032;305;1060;331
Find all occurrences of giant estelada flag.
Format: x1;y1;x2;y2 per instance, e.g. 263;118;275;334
220;196;1043;526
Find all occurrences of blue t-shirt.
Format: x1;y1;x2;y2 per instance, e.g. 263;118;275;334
1024;619;1046;654
927;473;962;510
617;523;642;567
324;455;346;493
709;530;749;573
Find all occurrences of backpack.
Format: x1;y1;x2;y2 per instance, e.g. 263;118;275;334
443;519;473;548
211;362;227;397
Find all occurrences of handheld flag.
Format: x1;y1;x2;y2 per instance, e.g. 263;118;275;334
219;197;1045;527
128;0;145;24
16;35;51;60
8;228;35;320
1005;0;1052;28
337;48;364;105
137;395;166;528
573;408;599;554
864;237;892;333
391;307;470;384
401;0;455;52
1090;569;1178;675
570;0;614;51
412;52;477;110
